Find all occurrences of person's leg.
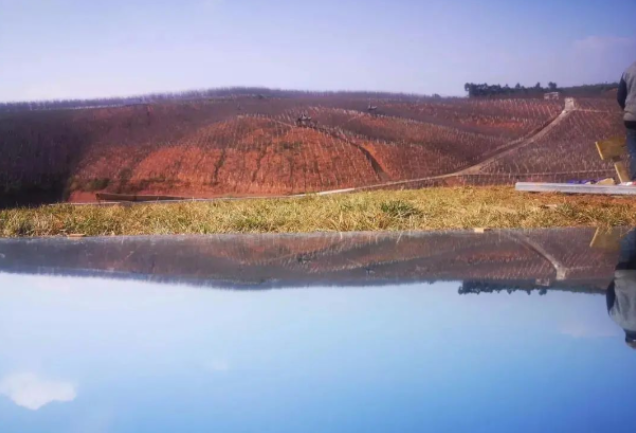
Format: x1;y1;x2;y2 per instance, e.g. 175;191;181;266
619;229;636;268
627;128;636;181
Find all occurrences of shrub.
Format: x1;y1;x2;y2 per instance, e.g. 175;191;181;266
85;178;110;191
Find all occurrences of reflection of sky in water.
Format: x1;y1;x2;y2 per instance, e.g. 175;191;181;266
0;273;634;433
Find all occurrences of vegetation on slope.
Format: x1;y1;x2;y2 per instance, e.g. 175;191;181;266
1;186;636;237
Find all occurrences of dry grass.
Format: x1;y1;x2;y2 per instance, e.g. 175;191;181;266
1;186;636;237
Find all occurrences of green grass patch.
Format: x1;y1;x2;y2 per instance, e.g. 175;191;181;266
380;199;422;219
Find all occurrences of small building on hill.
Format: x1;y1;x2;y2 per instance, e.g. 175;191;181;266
544;92;561;100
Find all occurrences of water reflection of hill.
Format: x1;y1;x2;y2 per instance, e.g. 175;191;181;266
0;228;621;291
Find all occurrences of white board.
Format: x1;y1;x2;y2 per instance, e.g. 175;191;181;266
516;182;636;196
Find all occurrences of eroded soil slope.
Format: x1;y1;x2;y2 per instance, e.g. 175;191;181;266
0;94;621;204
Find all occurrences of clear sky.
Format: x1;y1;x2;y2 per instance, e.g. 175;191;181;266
1;274;636;432
1;0;635;101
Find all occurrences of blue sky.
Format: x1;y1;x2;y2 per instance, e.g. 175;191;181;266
1;273;635;433
0;0;635;101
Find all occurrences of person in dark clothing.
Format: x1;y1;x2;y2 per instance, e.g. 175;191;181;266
607;229;636;349
618;61;636;181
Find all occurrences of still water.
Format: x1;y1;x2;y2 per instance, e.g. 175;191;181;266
0;229;635;433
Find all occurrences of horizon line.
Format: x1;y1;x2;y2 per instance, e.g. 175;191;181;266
0;79;620;106
0;86;451;106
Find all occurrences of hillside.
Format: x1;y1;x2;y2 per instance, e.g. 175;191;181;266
0;92;623;206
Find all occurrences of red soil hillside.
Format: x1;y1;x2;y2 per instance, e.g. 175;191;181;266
0;93;623;204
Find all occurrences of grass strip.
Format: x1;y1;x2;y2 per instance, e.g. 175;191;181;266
2;186;636;237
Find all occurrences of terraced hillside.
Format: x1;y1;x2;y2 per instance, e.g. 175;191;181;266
0;92;623;205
